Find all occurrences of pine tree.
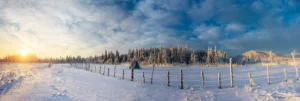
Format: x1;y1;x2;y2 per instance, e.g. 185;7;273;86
178;45;184;63
217;50;226;63
111;52;115;64
213;45;218;64
122;55;127;63
268;51;273;63
104;50;108;63
128;49;132;62
184;45;190;64
131;50;135;60
207;47;212;64
148;52;154;64
191;49;197;64
115;50;120;64
134;49;139;59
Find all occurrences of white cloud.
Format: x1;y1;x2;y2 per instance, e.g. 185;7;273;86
0;0;129;57
225;23;245;33
188;0;215;22
1;0;299;57
0;0;192;57
193;24;221;42
251;1;264;13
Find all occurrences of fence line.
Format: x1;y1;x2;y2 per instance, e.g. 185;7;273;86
69;63;300;90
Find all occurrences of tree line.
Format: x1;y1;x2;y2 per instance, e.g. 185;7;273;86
66;45;228;65
1;45;228;65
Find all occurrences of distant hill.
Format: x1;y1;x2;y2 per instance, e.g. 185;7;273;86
232;50;289;64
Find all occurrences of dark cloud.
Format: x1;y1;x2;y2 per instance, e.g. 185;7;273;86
0;0;300;57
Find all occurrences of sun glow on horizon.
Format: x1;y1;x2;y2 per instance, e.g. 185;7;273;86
20;50;28;57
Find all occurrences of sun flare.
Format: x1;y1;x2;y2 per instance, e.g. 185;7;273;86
20;50;28;57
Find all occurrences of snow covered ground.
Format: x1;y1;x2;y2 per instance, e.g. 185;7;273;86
0;63;300;101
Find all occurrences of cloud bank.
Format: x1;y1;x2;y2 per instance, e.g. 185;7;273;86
0;0;299;57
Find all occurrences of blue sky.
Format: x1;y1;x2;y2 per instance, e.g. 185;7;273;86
0;0;300;57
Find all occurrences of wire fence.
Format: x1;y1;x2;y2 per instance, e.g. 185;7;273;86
70;63;300;90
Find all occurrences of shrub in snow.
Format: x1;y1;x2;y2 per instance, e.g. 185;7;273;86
129;59;141;69
184;97;190;101
191;87;195;91
250;78;256;86
244;86;253;92
48;63;52;68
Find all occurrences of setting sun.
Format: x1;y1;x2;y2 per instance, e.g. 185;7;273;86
20;50;28;57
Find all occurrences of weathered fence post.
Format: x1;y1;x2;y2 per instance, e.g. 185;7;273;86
296;66;299;80
151;64;155;84
89;64;91;71
218;73;221;89
180;70;183;89
114;65;116;77
248;72;252;86
131;69;134;81
90;65;92;72
108;68;110;76
284;68;288;82
267;64;270;85
292;51;299;80
143;72;145;83
167;71;170;87
201;71;204;88
99;66;102;74
229;58;234;88
122;69;125;79
103;66;106;75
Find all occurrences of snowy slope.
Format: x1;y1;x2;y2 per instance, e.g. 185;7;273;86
0;63;299;101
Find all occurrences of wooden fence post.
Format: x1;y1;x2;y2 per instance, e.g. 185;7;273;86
108;68;110;76
296;67;299;80
229;58;233;88
114;65;116;77
180;70;183;89
99;66;101;74
131;69;134;81
151;64;155;84
248;72;252;86
122;69;125;79
218;73;221;89
143;72;145;83
292;52;299;80
89;64;91;71
201;71;204;88
167;71;170;87
103;66;106;75
284;68;288;82
267;65;270;85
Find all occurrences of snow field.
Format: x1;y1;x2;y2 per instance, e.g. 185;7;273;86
75;64;300;90
0;63;300;101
